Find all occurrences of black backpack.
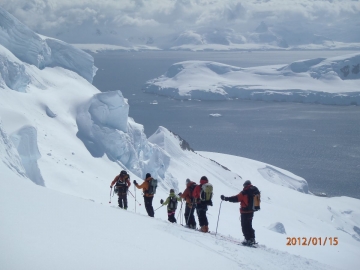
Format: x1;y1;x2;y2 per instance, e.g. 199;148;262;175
115;175;129;193
168;196;178;210
241;186;261;212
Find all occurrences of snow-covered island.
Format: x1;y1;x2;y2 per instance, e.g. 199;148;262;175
1;7;360;270
145;56;360;105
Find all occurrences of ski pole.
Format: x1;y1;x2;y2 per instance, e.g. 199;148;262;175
109;187;113;204
134;185;136;213
177;201;183;225
128;190;142;206
215;201;223;236
155;205;164;211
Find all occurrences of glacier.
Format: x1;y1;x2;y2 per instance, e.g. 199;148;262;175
0;8;96;83
145;54;360;105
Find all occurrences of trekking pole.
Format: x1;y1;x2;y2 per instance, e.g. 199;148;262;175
134;185;136;213
215;201;223;236
128;190;142;206
177;202;183;225
109;187;113;204
154;205;164;211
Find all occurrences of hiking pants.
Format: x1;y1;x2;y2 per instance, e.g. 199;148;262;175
241;212;255;240
184;205;196;227
118;193;128;209
144;196;154;217
196;203;208;227
168;210;176;223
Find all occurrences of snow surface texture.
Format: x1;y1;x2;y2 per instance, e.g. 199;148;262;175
0;8;96;83
1;8;360;269
145;54;360;105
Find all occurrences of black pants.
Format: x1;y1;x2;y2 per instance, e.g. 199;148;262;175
196;203;208;227
241;212;255;240
144;196;154;217
118;193;128;209
168;210;176;223
184;205;196;227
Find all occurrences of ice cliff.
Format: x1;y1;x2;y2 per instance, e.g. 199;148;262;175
76;90;170;180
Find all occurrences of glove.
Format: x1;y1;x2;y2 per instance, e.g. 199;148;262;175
221;195;229;201
110;186;112;189
178;192;183;196
160;199;164;204
133;180;137;185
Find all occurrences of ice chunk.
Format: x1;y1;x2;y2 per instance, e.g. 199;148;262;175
268;222;287;234
10;125;44;186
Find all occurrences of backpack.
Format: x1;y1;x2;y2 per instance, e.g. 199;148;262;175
242;186;261;212
200;183;213;205
168;196;178;210
147;178;158;195
115;176;128;193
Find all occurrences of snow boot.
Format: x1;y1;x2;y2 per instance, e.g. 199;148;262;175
200;225;209;233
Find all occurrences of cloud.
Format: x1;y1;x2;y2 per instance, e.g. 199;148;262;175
1;0;359;43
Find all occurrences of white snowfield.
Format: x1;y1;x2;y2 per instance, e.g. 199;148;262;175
0;7;360;270
145;55;360;105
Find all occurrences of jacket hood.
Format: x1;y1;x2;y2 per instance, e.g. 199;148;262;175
186;181;196;187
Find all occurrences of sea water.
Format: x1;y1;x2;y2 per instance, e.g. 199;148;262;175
92;51;360;199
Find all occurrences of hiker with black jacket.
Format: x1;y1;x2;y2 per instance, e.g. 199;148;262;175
160;189;182;223
221;180;260;246
180;179;197;229
134;173;155;217
110;170;131;209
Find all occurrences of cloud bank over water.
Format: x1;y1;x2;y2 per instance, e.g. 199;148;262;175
2;0;360;46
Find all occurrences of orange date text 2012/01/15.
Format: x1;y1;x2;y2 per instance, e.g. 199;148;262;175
286;237;338;246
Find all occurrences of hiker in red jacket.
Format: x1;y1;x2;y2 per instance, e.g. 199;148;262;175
193;176;212;233
221;180;260;246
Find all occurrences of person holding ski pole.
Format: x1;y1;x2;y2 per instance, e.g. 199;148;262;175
221;180;261;246
193;176;213;233
134;173;156;217
160;189;182;223
110;170;131;209
180;179;197;229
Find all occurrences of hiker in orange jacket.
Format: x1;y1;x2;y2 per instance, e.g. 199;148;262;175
134;173;155;217
110;170;131;209
180;179;197;229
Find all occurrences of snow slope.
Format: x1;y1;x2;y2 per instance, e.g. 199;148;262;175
145;54;360;105
1;7;360;269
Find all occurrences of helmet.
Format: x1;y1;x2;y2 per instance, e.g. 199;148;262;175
120;170;127;176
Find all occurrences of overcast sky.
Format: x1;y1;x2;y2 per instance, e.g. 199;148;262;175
1;0;360;44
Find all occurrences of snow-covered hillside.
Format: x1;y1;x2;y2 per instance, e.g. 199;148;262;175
1;7;360;270
145;54;360;105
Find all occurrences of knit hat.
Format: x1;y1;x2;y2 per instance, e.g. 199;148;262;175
170;189;175;193
186;178;191;184
243;180;252;187
200;176;208;181
145;173;151;179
